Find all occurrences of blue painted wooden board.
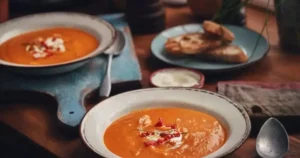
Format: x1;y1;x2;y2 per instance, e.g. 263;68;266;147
0;13;142;127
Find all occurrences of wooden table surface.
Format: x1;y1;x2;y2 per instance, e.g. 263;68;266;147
1;6;300;158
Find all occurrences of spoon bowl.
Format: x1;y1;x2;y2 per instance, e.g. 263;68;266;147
104;30;126;56
99;30;126;97
256;117;289;158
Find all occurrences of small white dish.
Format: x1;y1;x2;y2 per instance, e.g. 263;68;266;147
80;88;251;158
150;67;205;88
0;12;116;75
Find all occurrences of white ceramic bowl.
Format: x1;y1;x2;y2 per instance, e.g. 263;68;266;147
80;88;251;158
0;12;116;75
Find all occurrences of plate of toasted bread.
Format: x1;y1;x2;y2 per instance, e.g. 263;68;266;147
151;20;269;72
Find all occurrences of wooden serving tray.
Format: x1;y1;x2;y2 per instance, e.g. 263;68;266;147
0;13;142;128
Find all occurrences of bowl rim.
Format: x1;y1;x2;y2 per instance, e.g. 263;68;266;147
149;67;205;88
79;87;251;158
0;12;117;69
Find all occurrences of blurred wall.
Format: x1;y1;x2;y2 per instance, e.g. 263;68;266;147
8;0;115;19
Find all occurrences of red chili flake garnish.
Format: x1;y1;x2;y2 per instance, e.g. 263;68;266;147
168;134;175;139
156;138;164;144
154;118;163;127
174;132;181;137
144;141;156;147
41;41;49;49
165;134;171;139
163;137;170;141
140;133;146;137
47;52;53;57
150;132;155;135
41;41;46;45
140;132;150;137
160;133;167;137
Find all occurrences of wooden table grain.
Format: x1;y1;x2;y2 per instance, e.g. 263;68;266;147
1;6;300;158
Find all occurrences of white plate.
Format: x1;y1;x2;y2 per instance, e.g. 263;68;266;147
80;88;251;158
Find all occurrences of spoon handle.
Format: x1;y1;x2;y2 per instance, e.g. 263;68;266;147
99;54;113;97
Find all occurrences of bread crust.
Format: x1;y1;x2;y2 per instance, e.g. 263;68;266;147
202;20;235;42
164;21;248;64
204;45;248;63
164;33;222;55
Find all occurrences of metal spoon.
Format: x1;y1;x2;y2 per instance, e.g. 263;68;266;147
256;117;289;158
99;30;126;97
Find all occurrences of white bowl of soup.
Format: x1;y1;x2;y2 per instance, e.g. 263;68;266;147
80;88;251;158
0;12;116;75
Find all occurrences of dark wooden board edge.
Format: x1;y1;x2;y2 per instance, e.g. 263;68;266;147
0;80;142;138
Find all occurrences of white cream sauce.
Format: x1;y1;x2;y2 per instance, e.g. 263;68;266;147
151;69;200;87
25;36;66;59
145;129;183;149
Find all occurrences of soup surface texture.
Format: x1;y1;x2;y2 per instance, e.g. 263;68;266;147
0;27;99;65
104;107;227;158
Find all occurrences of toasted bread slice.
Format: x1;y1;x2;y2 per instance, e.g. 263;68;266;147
165;33;222;55
204;45;248;63
202;20;235;42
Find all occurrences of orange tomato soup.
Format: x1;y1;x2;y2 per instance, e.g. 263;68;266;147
104;107;227;158
0;27;99;65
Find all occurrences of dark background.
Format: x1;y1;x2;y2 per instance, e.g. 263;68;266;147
9;0;117;19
